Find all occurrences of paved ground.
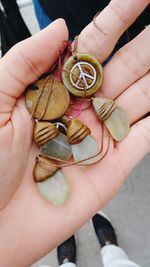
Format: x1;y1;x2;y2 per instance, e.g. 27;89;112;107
32;155;150;267
20;3;150;267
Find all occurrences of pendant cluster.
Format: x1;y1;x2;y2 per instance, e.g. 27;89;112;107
25;50;130;206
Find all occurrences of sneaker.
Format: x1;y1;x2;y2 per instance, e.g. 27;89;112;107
92;211;118;248
57;235;76;265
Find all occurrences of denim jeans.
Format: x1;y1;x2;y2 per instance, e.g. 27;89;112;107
32;0;52;29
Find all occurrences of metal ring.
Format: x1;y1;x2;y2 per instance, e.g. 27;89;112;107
54;122;68;133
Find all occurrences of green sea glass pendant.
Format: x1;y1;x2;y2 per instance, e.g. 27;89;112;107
71;135;101;165
41;132;72;160
37;170;70;206
92;97;130;141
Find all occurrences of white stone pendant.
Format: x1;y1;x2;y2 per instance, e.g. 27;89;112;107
71;135;101;165
37;170;70;206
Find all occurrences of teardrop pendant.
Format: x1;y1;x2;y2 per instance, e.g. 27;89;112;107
33;155;60;182
92;97;130;141
34;121;59;146
41;133;72;161
71;135;101;165
65;118;100;165
67;118;91;144
37;170;70;206
33;155;70;205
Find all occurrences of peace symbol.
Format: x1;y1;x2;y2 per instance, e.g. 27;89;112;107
69;61;97;91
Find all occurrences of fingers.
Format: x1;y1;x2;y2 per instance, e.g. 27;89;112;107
94;116;150;205
0;19;68;99
116;72;150;125
100;25;150;99
116;116;150;177
78;0;149;61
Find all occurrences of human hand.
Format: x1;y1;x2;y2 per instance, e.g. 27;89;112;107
0;0;149;266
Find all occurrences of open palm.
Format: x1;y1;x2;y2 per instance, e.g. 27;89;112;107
0;1;149;266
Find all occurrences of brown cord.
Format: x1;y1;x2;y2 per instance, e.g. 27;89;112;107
71;36;78;60
68;101;92;112
59;40;72;56
93;12;107;36
30;74;51;119
38;124;111;168
30;40;71;120
38;75;54;120
31;37;93;121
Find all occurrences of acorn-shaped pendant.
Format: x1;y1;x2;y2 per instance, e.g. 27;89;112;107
34;121;59;146
34;121;72;160
67;118;101;165
34;155;70;206
92;97;130;141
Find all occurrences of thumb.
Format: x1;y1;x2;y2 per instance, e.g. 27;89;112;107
0;19;68;100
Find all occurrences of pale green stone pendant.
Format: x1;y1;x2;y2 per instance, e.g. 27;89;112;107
104;107;130;141
41;133;72;160
92;97;130;141
37;170;70;206
71;135;101;165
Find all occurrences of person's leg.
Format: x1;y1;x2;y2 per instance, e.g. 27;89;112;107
92;212;140;267
39;265;76;267
59;263;76;267
57;235;76;267
32;0;52;29
101;245;140;267
39;261;76;267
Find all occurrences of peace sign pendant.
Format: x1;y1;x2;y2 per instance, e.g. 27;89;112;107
62;53;103;97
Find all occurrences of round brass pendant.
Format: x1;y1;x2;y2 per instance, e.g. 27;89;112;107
62;53;103;97
26;77;70;121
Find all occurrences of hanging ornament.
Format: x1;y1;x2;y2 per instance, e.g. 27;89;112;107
25;29;130;206
41;132;72;161
33;120;72;161
67;118;91;144
34;155;60;182
37;170;70;206
71;135;101;165
26;76;70;121
34;121;59;146
67;118;101;165
34;155;70;206
62;53;103;97
92;97;130;141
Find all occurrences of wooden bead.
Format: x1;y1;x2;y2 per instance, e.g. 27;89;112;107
26;77;70;121
62;53;103;97
67;118;91;144
33;155;60;182
34;121;59;146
